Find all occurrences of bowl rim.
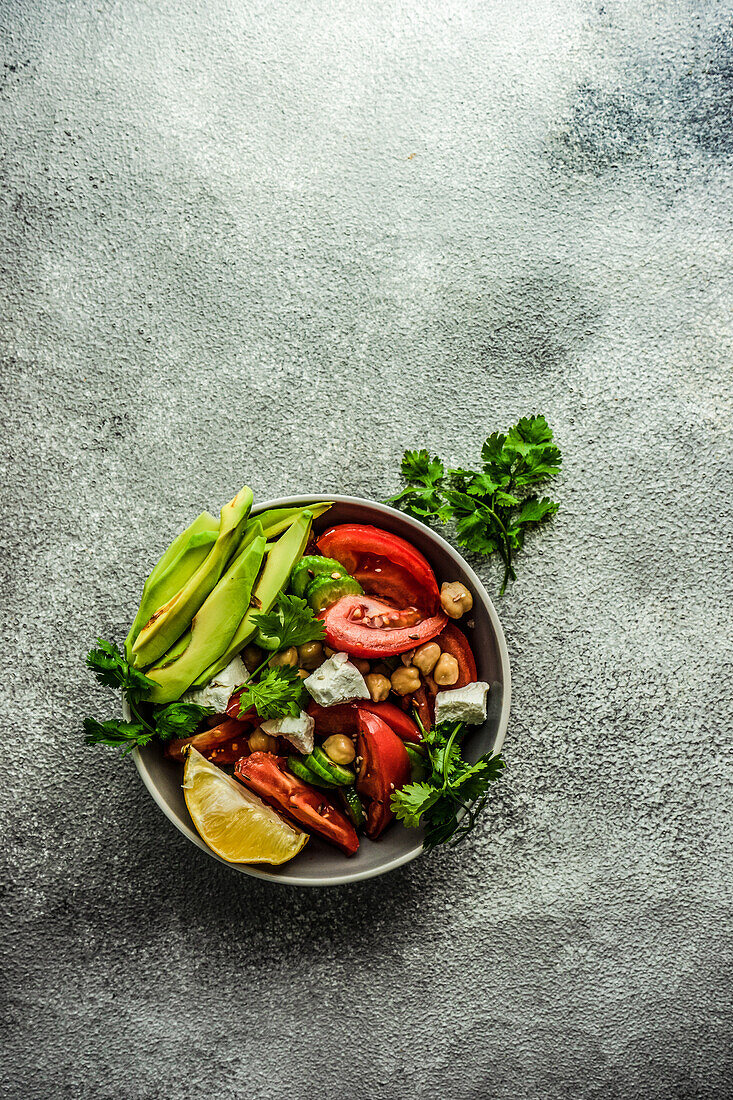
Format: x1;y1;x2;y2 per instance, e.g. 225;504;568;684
132;492;512;886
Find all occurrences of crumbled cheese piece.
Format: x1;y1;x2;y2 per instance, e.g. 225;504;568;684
303;651;370;708
260;711;315;755
433;681;491;727
182;656;249;713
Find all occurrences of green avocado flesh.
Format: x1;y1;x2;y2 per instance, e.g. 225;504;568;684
131;486;253;668
254;502;332;540
124;512;219;661
189;508;314;688
145;534;266;703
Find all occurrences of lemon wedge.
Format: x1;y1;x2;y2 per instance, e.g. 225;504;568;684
183;748;308;865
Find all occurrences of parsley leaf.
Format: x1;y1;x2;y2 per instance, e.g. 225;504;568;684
237;665;303;721
388;415;561;592
252;592;325;651
83;718;155;756
391;720;505;850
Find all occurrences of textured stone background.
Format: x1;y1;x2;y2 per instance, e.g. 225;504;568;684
1;1;732;1097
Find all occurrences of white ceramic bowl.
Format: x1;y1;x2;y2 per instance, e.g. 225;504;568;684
133;495;511;886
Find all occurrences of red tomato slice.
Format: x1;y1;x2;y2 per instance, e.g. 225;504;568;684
234;752;359;855
225;690;256;722
317;524;440;613
166;717;251;762
355;710;412;839
307;700;423;743
435;622;477;688
319;594;447;657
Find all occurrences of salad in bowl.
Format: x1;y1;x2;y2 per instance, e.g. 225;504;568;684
85;491;512;884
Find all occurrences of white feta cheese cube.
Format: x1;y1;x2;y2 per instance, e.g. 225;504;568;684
303;651;370;708
182;656;249;714
260;711;315;755
433;681;491;727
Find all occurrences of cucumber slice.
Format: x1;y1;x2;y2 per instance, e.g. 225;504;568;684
305;574;363;612
404;743;429;782
291;556;348;598
310;746;355;786
340;787;366;829
287;755;338;788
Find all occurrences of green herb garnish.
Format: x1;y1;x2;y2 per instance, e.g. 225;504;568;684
391;720;505;849
237;664;304;721
84;638;212;753
252;591;325;651
388;415;561;593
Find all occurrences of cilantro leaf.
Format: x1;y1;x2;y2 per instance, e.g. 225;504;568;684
391;720;505;849
83;717;154;756
401;449;444;486
518;496;559;524
391;782;442;828
153;701;212;741
252;592;325;652
386;449;447;520
388;415;561;592
86;639;156;704
237;665;303;721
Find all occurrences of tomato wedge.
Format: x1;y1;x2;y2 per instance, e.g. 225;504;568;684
355;710;412;839
317;524;440;613
234;752;359;855
320;594;446;657
166;717;251;762
307;700;423;743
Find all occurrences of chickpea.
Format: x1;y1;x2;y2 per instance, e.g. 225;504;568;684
365;672;391;702
323;734;356;765
391;666;421;695
440;581;473;620
324;646;336;658
433;653;459;686
268;646;299;668
248;728;277;753
352;657;371;676
399;649;415;667
412;642;441;675
242;643;263;673
298;640;324;670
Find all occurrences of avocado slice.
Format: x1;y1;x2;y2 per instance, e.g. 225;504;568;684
190;509;314;687
227;518;265;568
253;502;332;540
124;512;219;660
131;486;254;668
145;534;266;703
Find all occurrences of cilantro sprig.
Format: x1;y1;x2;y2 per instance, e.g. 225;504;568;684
388;415;561;593
237;665;304;721
252;591;325;651
391;720;505;849
84;639;212;754
232;593;322;722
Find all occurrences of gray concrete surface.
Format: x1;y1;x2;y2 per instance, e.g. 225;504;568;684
1;1;732;1097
